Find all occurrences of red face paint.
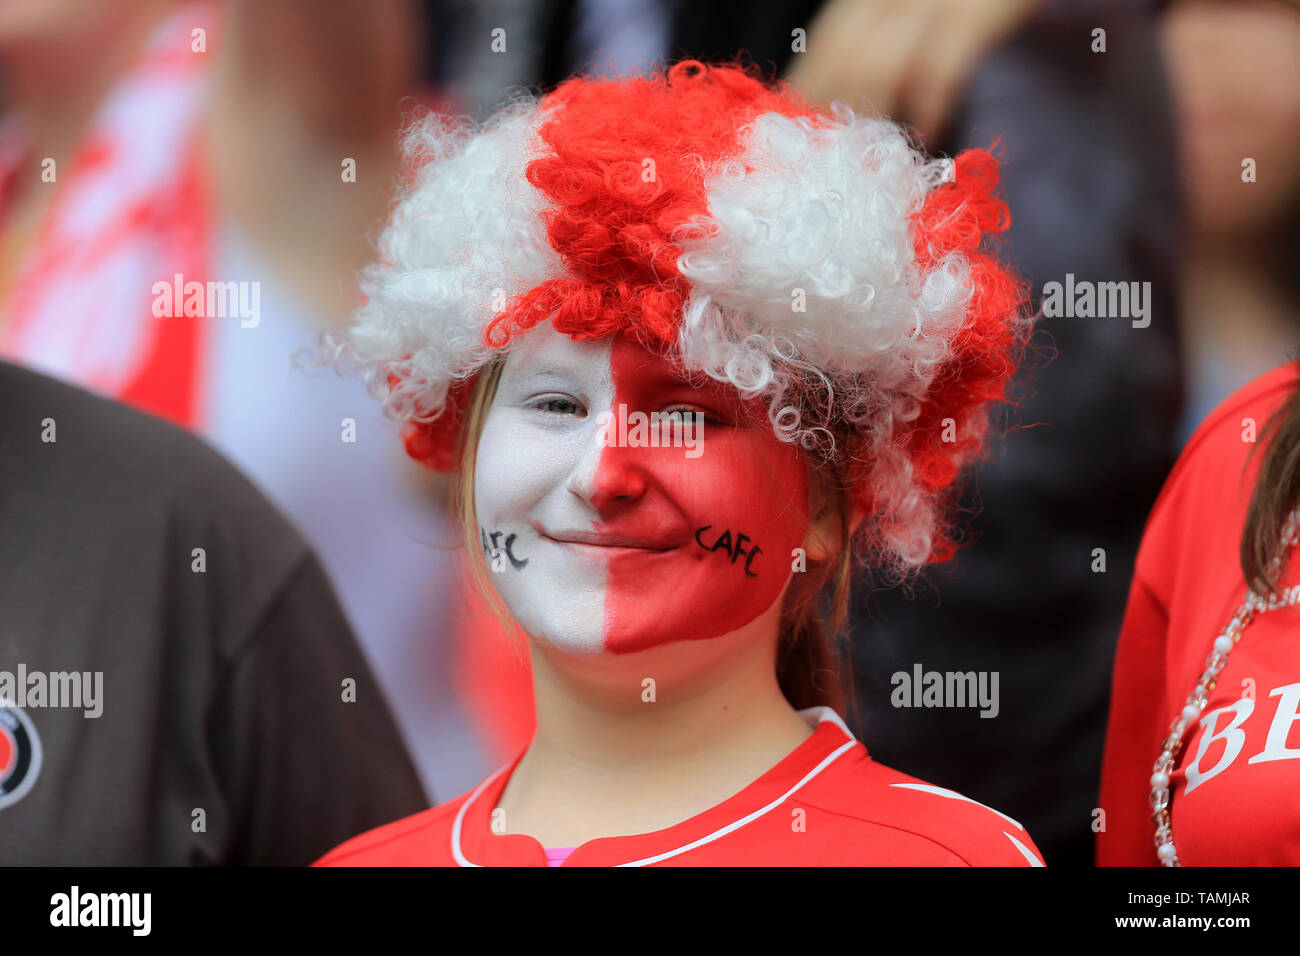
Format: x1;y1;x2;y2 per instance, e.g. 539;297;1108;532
592;334;812;653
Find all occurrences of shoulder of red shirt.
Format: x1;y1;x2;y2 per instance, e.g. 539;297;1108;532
1186;359;1300;451
794;744;1045;866
312;795;467;867
1133;359;1300;610
1155;361;1299;531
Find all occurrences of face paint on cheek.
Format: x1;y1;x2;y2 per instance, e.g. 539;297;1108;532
598;337;812;654
693;526;764;577
479;526;530;571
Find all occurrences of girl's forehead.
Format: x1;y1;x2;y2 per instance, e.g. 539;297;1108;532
501;324;694;389
501;323;613;379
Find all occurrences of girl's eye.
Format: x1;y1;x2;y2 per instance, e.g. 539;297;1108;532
664;406;725;426
531;397;584;416
527;398;724;425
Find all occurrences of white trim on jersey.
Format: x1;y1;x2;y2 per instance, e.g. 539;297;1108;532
615;739;858;867
889;782;1046;866
451;765;510;868
799;704;853;739
1002;830;1045;866
888;781;1027;830
452;705;857;867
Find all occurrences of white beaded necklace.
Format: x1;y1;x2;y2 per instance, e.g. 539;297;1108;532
1150;506;1300;865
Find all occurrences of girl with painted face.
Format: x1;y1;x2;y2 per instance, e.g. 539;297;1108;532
315;61;1043;867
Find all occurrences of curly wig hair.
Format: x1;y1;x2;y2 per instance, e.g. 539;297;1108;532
343;59;1031;583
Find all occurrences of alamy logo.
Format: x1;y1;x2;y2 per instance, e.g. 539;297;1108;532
151;273;260;328
596;403;704;458
0;664;102;718
50;886;151;936
890;664;999;718
1041;273;1151;328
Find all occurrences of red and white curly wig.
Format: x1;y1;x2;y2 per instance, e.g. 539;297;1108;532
344;60;1031;581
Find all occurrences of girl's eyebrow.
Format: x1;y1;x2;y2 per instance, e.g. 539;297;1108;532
516;362;719;395
620;359;713;391
516;367;578;386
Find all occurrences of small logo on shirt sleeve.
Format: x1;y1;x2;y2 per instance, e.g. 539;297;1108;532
0;701;43;810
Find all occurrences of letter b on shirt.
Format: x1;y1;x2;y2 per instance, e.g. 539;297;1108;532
1184;699;1253;794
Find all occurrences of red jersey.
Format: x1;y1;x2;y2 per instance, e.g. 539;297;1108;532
315;707;1044;866
1098;360;1300;865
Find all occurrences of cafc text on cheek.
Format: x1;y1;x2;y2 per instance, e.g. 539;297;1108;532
694;525;764;577
480;526;529;570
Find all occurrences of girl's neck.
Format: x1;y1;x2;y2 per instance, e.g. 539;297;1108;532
494;608;816;849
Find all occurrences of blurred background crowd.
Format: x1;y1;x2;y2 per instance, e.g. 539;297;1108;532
2;0;1298;866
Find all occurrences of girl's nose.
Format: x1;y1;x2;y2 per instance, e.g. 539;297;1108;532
565;404;650;512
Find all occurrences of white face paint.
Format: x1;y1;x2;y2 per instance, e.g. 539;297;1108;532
474;324;614;654
474;319;814;658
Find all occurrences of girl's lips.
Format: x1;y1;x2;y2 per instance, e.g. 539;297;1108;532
540;535;680;566
548;539;673;559
541;534;676;553
534;524;681;552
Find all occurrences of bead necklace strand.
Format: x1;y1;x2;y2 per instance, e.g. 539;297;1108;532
1150;507;1300;865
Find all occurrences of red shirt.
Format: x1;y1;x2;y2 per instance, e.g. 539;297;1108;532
1098;360;1300;865
316;707;1044;866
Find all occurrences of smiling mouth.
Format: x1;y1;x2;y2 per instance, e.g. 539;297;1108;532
535;526;679;553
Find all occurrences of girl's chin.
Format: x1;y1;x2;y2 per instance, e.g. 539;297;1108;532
528;627;688;658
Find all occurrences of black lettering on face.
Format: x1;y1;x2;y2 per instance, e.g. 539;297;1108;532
694;525;762;577
480;526;529;570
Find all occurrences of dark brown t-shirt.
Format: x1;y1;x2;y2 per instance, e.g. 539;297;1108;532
0;360;429;864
